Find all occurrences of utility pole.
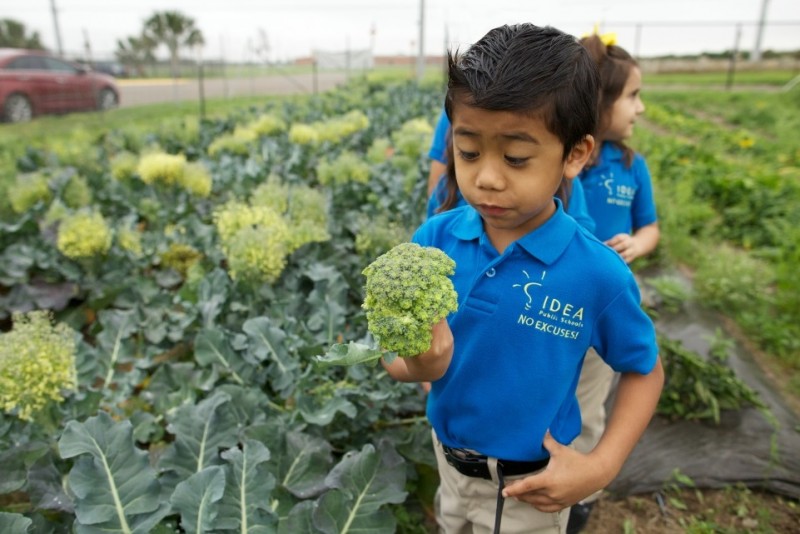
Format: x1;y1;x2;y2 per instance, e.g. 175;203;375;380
416;0;425;82
50;0;64;57
752;0;770;62
82;29;92;65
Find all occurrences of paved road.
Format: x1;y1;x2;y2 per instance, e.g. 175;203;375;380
117;72;349;108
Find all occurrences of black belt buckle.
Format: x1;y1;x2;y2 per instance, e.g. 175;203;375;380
442;446;492;479
442;444;549;479
497;457;549;476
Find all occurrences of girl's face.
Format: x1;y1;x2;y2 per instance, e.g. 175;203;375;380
604;66;645;142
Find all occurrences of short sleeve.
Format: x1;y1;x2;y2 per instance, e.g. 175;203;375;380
566;178;596;234
630;155;658;231
427;108;451;164
592;276;658;375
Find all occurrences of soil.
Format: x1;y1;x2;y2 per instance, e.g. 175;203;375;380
585;487;800;533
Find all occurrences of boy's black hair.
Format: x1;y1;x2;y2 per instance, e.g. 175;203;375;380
444;23;599;158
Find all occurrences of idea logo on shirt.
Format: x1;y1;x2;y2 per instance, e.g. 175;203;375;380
602;173;635;207
513;270;585;340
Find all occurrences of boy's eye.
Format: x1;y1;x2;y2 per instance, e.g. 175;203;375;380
505;156;529;167
458;149;479;161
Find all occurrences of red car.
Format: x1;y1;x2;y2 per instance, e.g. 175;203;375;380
0;48;120;123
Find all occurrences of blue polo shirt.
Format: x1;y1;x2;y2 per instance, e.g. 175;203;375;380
426;175;596;235
412;200;658;461
578;142;658;242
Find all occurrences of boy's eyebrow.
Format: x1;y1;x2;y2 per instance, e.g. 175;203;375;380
453;127;541;145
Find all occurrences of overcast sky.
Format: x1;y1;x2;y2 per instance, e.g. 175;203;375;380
8;0;800;62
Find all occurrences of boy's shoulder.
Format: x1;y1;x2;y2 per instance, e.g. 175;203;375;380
572;223;631;272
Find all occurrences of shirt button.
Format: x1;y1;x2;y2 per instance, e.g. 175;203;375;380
486;268;496;278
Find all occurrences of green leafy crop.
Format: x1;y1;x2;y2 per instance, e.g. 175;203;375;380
362;242;458;357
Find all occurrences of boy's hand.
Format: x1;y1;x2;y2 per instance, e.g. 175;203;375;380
501;432;610;513
381;319;453;382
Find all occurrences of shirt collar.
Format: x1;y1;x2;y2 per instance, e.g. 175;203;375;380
450;199;577;265
600;141;624;162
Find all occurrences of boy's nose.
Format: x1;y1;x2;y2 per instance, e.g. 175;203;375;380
474;161;506;190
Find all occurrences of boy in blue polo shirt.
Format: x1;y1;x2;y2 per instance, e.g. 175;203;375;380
382;23;664;534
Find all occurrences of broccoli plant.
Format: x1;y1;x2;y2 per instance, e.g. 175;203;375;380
316;242;458;366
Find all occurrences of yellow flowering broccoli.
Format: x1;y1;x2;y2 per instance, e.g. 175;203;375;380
117;227;143;256
208;126;259;157
179;162;213;197
57;210;112;259
9;172;52;214
62;174;93;208
316;151;370;186
225;225;290;284
283;186;330;251
0;311;77;421
160;243;203;276
355;216;410;260
214;202;291;283
366;137;392;164
250;175;290;214
288;124;320;145
248;114;287;137
137;152;187;186
362;243;458;357
110;151;139;182
250;176;330;252
391;118;433;159
314;110;370;143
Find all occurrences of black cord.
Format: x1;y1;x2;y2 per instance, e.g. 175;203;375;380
494;464;505;534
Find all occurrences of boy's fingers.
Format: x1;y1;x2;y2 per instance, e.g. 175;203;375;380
502;474;546;498
542;431;562;454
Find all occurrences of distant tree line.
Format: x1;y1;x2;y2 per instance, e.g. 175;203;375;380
0;12;203;79
116;10;204;78
0;19;44;49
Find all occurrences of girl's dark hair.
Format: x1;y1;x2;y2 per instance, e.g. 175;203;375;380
579;34;637;167
437;23;596;213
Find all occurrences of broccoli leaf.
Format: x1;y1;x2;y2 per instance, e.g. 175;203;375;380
58;411;170;534
216;439;278;532
0;512;32;534
312;442;407;534
314;342;390;367
170;466;226;534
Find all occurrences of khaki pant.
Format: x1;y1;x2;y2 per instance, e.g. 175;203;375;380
572;347;616;504
433;431;568;534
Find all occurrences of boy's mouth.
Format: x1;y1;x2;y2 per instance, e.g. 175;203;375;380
478;204;508;217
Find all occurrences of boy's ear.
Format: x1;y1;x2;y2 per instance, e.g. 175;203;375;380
563;135;595;179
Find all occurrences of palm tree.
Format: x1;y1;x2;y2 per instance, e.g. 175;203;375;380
0;19;44;49
115;34;157;77
143;10;204;78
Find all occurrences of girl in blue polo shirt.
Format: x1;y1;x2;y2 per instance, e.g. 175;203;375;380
577;34;659;261
382;23;663;534
567;34;661;534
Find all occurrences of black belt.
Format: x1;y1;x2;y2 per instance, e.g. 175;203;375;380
442;444;549;479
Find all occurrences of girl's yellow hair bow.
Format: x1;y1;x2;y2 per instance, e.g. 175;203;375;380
583;24;617;47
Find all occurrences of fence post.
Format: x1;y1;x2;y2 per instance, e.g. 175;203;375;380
726;23;742;90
